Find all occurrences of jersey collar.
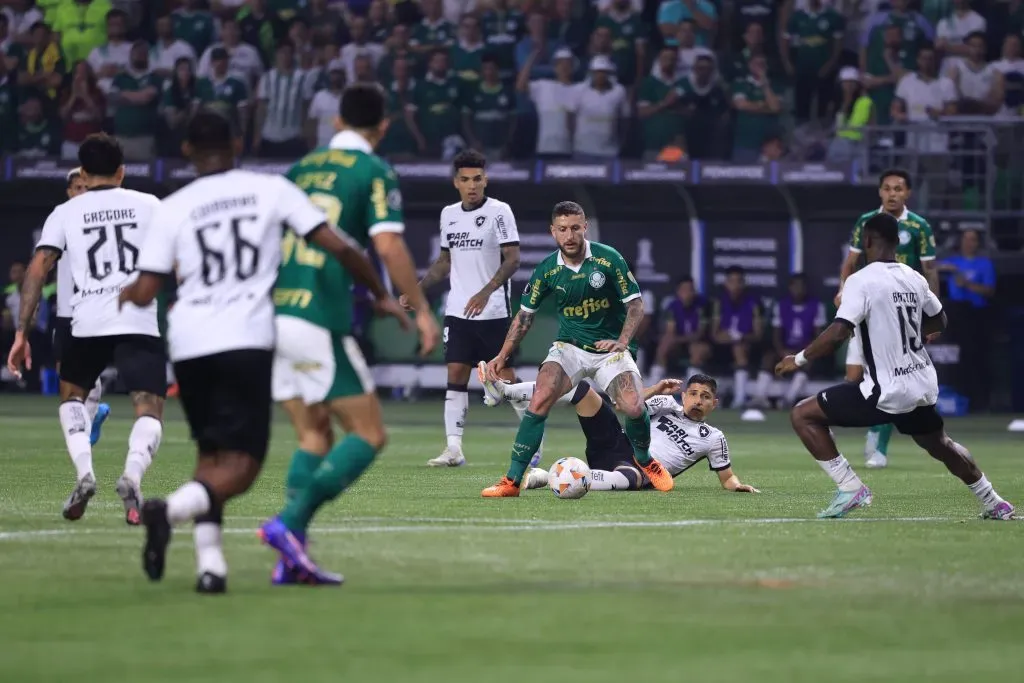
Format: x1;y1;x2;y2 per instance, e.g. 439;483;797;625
556;240;592;272
328;129;373;154
878;205;909;221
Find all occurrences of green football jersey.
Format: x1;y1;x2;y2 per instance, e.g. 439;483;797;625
520;241;642;354
849;208;935;272
275;134;405;334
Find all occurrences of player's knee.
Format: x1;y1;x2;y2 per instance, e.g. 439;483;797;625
353;423;388;450
789;398;815;429
131;391;165;418
618;398;644;419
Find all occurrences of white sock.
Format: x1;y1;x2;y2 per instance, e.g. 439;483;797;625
754;370;772;400
648;364;665;383
166;481;211;526
194;522;228;577
58;400;93;481
512;400;544;460
444;389;467;450
818;454;864;492
502;381;535;404
123;416;162;485
733;369;749;405
968;474;1005;509
786;371;809;404
590;469;632;490
84;378;102;422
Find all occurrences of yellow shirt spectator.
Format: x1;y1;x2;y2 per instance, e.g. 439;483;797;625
50;0;112;66
19;25;66;99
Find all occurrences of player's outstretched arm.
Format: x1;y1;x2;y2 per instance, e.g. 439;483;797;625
17;248;59;333
775;320;853;376
642;378;683;401
717;467;760;493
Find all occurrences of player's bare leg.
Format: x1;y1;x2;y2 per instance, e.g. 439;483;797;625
56;380;98;521
790;397;872;518
483;361;571;497
143;450;263;593
910;431;1015;519
263;394;388;584
115;391;164;526
607;371;673;491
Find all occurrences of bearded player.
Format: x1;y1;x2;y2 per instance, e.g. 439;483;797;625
837;168;939;469
481;201;673;496
481;371;759;493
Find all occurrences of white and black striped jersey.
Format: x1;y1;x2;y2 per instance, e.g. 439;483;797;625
646;395;731;476
439;196;519;321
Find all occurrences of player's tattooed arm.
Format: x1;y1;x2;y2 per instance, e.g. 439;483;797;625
617;298;645;345
418;249;451;290
482;244;521;295
17;248;59;331
503;309;535;353
922;260;941;296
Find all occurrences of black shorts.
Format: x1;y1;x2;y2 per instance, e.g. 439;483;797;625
443;316;510;366
579;398;636;471
52;317;72;365
174;349;273;462
816;382;945;436
60;333;167;396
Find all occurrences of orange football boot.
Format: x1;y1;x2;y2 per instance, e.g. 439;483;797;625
481;476;521;497
637;457;674;492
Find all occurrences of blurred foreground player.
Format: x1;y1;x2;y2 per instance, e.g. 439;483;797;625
778;213;1013;520
120;110;399;593
262;83;438;586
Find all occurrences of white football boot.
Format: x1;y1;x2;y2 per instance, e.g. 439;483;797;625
524;467;549;490
427;447;467;467
477;361;507;407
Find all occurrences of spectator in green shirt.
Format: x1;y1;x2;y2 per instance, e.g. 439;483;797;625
381;54;420;160
174;0;220;58
110;40;161;161
50;0;111;66
595;0;649;89
731;53;782;163
863;24;911;125
409;47;461;157
781;0;845;123
410;0;454;57
481;0;525;81
451;14;485;93
462;53;515;159
638;46;685;160
727;21;781;84
197;46;250;141
17;91;60;156
159;56;197;156
377;23;417;82
0;56;17;153
679;53;729;159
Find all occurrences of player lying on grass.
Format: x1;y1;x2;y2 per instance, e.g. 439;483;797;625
777;212;1014;520
480;366;759;492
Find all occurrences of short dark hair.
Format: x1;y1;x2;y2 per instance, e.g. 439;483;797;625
78;133;124;176
725;265;745;277
789;272;806;283
106;8;127;22
340;83;386;129
453;149;486;174
965;30;986;44
551;200;585;222
687;373;718;394
481;52;499;67
878;167;912;190
186;108;234;151
675;275;694;286
276;39;295;53
429;47;449;62
31;20;48;33
864;212;900;247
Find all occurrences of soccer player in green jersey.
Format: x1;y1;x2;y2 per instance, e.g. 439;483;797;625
260;84;440;585
481;201;674;496
836;168;939;470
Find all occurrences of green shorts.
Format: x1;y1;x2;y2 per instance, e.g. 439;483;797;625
271;315;375;404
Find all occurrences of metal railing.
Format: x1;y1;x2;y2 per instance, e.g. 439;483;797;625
853;120;1024;230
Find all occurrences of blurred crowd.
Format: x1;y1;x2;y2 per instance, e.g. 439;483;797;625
0;0;1021;163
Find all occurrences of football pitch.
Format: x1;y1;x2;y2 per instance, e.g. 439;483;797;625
1;394;1023;682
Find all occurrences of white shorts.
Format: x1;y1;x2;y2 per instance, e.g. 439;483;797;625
271;315;375;404
543;341;641;391
846;333;864;367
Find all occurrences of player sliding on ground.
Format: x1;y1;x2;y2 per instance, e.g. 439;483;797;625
778;212;1014;520
481;201;673;497
480;369;759;492
837;168;939;469
261;83;438;586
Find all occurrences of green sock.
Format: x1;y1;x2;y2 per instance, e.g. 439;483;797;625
506;410;546;485
284;449;322;505
280;435;378;533
624;408;653;465
875;423;893;456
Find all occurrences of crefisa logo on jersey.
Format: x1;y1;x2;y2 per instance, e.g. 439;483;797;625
588;271;606;289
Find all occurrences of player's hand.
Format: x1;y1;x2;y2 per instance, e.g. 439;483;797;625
378;297;413;331
594;339;627;353
398;294;414;311
652;378;683;395
775;355;799;377
117;285;133;311
733;483;760;493
6;330;31;379
463;290;490;318
485;354;507;382
833;290;842;307
926;331;941;343
415;310;440;358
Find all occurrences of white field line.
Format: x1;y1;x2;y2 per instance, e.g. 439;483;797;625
0;516;972;541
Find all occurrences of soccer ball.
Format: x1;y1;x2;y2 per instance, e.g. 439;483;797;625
548;457;591;499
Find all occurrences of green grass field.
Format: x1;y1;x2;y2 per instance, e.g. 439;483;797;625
1;394;1023;682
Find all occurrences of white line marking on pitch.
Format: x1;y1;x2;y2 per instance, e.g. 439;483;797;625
0;516;970;541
